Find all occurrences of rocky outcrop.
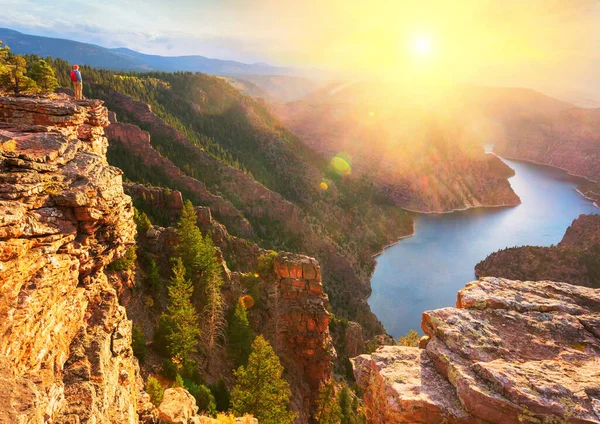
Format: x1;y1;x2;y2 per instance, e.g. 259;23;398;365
353;277;600;423
157;388;198;424
272;253;336;418
0;95;150;422
125;183;184;220
476;214;600;288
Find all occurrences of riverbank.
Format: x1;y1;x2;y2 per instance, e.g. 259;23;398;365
367;157;600;338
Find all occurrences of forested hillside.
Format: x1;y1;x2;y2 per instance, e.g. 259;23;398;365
35;55;411;336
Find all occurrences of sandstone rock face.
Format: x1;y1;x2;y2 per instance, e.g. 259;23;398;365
270;253;336;423
157;388;198;424
0;95;149;423
354;277;600;424
125;183;184;220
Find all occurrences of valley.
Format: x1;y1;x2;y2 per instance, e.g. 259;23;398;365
370;157;599;337
1;26;600;423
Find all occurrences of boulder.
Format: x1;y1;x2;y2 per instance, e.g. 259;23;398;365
158;388;198;424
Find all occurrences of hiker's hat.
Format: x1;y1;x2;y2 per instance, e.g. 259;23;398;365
73;64;79;69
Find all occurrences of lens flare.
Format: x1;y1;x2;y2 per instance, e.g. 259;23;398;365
331;156;352;176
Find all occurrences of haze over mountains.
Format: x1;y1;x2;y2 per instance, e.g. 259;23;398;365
0;28;300;76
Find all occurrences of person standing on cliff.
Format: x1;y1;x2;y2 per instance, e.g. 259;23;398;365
69;65;83;100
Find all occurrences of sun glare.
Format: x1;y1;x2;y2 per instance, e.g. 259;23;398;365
410;34;434;58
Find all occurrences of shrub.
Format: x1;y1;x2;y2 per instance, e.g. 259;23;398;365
398;329;420;347
107;247;136;272
146;377;164;406
132;325;146;363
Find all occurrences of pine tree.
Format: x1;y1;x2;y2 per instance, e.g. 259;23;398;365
315;381;342;424
158;258;200;361
227;301;253;366
175;201;220;289
209;377;231;412
175;200;206;280
146;377;164;406
231;335;295;424
0;54;37;93
132;324;147;363
147;258;161;290
0;41;9;75
202;271;226;367
28;59;58;92
398;329;420;347
338;382;365;424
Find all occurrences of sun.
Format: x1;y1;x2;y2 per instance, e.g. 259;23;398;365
410;34;434;58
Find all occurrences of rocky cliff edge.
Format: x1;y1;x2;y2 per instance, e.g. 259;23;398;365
0;95;153;422
353;277;600;423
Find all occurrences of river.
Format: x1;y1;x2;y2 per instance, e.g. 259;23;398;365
368;157;599;338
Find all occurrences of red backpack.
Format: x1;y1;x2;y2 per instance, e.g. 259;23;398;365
70;71;78;82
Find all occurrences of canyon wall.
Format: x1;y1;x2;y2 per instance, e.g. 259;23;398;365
0;95;154;422
101;89;391;336
493;106;600;182
476;214;600;288
353;277;600;423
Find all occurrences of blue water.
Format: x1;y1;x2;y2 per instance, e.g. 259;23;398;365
368;157;599;338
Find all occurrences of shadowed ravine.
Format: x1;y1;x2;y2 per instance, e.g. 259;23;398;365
369;156;599;338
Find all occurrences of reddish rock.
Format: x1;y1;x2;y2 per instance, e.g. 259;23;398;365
270;253;336;422
354;277;600;424
157;388;198;424
0;95;149;423
124;182;184;219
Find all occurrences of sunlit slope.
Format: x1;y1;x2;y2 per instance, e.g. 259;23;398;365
273;82;529;212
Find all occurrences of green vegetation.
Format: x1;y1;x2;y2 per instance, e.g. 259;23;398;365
107;247;136;272
131;325;146;363
231;335;295;424
175;200;220;285
339;383;364;424
315;381;342;424
209;377;231;412
133;208;152;235
146;377;165;406
227;302;254;366
0;43;58;93
155;258;200;362
28;59;59;92
398;329;421;347
185;381;217;415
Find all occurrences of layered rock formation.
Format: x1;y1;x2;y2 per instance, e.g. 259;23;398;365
124;183;184;220
476;214;600;288
272;253;336;418
0;95;152;422
354;277;600;423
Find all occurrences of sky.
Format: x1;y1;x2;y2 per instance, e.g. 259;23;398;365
2;0;600;103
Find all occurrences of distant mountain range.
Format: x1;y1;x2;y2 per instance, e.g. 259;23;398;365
0;28;298;76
